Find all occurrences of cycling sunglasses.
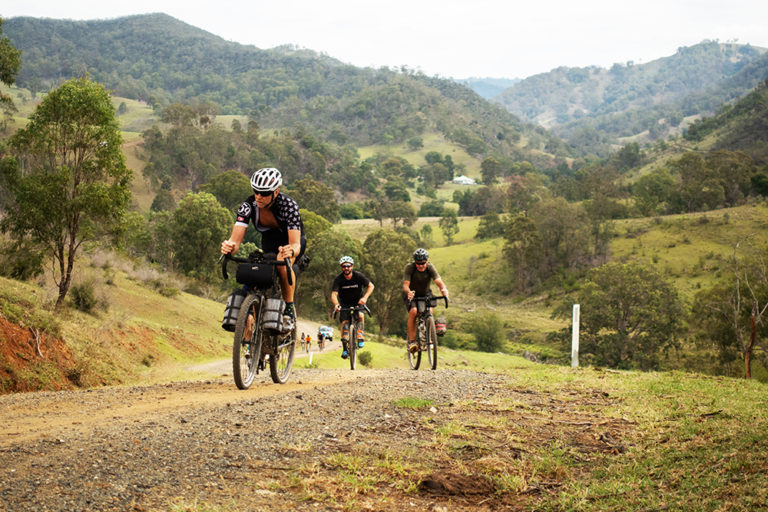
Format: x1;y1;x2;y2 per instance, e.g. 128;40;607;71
254;190;274;197
341;264;353;269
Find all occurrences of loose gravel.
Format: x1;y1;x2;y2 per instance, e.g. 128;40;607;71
0;368;510;511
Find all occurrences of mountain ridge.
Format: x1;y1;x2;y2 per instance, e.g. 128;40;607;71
3;13;566;164
493;41;768;154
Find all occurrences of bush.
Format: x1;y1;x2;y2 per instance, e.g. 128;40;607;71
358;351;373;367
468;312;505;352
71;281;98;313
340;203;364;219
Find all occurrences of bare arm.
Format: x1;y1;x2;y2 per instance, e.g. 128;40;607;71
359;282;375;304
434;277;449;298
403;280;414;300
277;229;301;262
331;290;340;310
221;224;247;255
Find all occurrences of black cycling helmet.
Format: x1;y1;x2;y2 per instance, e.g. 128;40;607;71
250;167;282;193
413;248;429;262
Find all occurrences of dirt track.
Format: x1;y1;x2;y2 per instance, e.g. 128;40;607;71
0;365;632;511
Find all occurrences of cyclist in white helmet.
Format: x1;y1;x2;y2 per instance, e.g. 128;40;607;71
331;256;374;359
221;167;305;326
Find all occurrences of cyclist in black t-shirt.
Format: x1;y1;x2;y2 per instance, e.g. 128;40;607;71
331;256;374;359
402;248;449;353
221;167;305;328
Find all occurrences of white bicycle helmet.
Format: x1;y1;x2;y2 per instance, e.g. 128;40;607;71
339;255;354;266
250;167;282;192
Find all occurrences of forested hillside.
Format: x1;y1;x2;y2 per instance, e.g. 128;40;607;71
495;41;768;155
452;77;520;99
685;77;768;166
3;14;567;164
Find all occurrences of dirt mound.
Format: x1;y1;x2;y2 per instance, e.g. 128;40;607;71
0;317;76;392
420;472;496;496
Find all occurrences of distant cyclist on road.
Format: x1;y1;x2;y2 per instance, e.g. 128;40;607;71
220;167;305;330
331;256;374;359
402;248;449;353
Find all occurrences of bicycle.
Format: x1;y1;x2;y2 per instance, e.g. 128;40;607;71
221;251;297;388
407;294;448;371
333;304;371;370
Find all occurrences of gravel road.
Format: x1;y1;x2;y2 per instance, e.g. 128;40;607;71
0;368;513;511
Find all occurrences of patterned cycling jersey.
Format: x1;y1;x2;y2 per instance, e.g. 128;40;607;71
235;193;303;233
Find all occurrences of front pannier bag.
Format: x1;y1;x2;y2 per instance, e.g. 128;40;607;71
261;297;285;333
221;288;247;332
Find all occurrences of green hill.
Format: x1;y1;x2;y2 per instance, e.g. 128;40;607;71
685;77;768;166
3;14;568;166
495;41;768;155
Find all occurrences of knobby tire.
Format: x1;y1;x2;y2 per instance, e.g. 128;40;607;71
233;294;263;390
349;322;357;370
427;316;438;370
269;322;296;384
408;318;423;370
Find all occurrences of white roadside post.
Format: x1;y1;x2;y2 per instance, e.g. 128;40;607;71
571;304;580;368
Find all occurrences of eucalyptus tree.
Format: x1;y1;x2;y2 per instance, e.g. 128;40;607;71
0;78;131;310
362;229;417;336
0;18;21;120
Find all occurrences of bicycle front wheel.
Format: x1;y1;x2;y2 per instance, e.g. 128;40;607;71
233;294;263;390
349;323;357;370
269;323;296;384
427;316;438;370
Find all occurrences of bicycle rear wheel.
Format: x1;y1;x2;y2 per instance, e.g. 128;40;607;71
233;294;263;390
427;316;438;370
269;322;296;384
349;323;357;370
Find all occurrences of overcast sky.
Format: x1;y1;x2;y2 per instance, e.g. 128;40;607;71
2;0;767;79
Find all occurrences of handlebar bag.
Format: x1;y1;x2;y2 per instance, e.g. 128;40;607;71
236;262;274;290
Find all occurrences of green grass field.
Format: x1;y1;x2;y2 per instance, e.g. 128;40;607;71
357;131;483;180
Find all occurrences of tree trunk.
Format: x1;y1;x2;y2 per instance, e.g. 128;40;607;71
745;314;756;379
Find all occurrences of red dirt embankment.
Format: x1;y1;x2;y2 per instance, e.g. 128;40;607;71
0;317;76;392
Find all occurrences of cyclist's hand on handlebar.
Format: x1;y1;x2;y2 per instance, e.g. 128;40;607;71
358;298;367;305
277;244;294;261
407;290;415;301
334;304;341;312
221;239;236;254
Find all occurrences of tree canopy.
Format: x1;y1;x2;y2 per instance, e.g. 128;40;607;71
0;77;131;309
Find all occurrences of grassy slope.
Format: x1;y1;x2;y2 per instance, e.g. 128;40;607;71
0;251;229;390
357;131;483;180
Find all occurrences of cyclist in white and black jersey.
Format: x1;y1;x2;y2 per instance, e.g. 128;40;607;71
221;167;305;325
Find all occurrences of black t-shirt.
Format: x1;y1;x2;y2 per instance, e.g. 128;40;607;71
403;262;440;296
332;271;371;306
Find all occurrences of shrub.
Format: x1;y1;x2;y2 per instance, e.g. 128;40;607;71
469;312;505;352
358;351;373;367
71;281;98;313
